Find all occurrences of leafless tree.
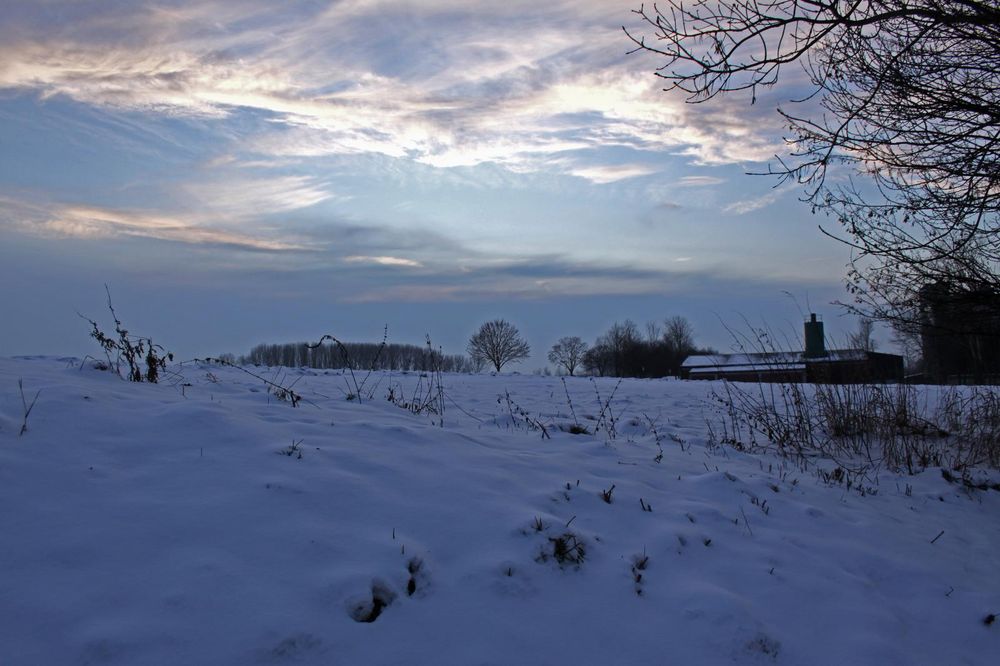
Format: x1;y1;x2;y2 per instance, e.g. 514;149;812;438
848;316;878;352
467;320;531;372
548;336;589;375
890;320;924;373
584;316;705;376
663;315;695;355
625;1;1000;331
645;320;662;343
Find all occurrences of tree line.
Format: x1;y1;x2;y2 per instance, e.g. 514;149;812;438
239;340;477;373
550;316;715;378
239;314;712;378
469;316;713;378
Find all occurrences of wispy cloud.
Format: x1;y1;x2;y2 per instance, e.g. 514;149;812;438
344;258;679;303
0;1;785;177
722;188;787;215
567;163;659;184
1;197;307;251
344;255;423;268
181;175;338;220
677;176;726;187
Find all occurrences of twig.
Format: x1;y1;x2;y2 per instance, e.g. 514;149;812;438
445;393;485;423
195;357;318;408
740;505;754;537
930;529;945;544
562;377;582;429
18;379;40;437
307;334;363;402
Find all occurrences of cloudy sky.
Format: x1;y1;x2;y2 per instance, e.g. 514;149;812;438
0;0;860;363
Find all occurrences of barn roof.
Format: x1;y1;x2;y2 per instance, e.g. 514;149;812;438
681;349;869;369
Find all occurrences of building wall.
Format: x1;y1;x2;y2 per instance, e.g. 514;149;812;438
807;353;904;384
685;352;904;383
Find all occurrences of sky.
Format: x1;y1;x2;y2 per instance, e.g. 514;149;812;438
0;0;868;365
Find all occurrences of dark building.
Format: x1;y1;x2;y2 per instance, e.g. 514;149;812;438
919;281;1000;384
680;314;904;383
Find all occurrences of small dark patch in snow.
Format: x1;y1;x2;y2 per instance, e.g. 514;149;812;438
631;551;650;595
528;516;546;533
80;639;126;665
406;557;425;596
984;613;996;626
349;581;396;623
745;633;781;660
270;633;321;659
538;532;586;568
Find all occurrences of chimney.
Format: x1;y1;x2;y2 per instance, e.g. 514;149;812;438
804;313;827;358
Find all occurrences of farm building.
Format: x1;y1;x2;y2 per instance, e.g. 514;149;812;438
680;314;904;383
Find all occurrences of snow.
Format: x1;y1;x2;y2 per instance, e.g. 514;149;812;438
1;356;998;665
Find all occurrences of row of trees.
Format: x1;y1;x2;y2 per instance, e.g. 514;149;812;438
550;316;714;378
240;340;477;373
468;316;711;378
239;315;709;378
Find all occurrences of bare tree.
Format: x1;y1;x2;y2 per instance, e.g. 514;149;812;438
583;343;613;377
603;320;642;376
548;336;588;376
625;2;1000;331
584;316;705;377
467;320;531;372
890;320;923;374
644;320;662;343
663;316;695;355
848;317;878;352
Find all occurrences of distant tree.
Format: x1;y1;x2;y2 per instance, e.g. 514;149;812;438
240;339;474;372
580;316;708;378
548;336;588;376
603;320;642;376
467;319;531;372
469;352;487;373
583;343;613;377
663;316;695;355
849;317;878;352
645;320;661;343
890;320;923;375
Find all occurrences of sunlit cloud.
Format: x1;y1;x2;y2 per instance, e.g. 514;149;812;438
723;188;787;215
344;255;423;268
0;1;785;178
567;163;659;184
677;176;726;187
1;198;307;251
181;175;338;220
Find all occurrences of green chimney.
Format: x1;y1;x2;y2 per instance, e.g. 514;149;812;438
804;313;827;358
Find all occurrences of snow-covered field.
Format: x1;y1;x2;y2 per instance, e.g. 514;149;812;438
1;356;998;665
